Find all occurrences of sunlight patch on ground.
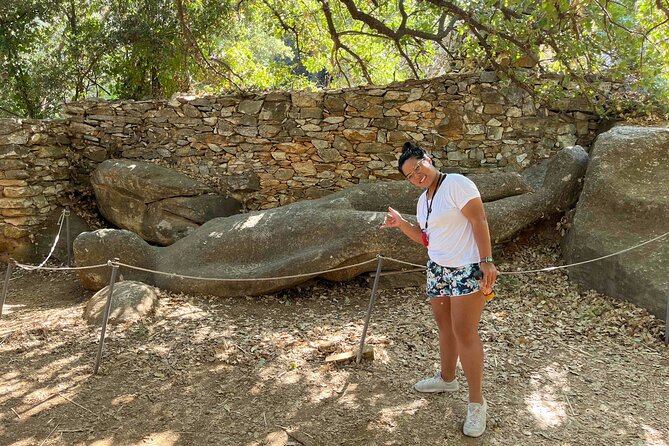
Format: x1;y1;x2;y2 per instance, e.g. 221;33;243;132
0;373;22;405
191;324;218;343
17;384;73;418
334;382;360;408
526;392;567;428
279;370;301;385
146;344;171;356
213;340;238;363
0;303;26;315
90;431;180;446
526;364;569;428
642;424;668;446
36;353;83;377
370;399;428;432
133;431;180;445
303;368;349;404
111;393;137;406
22;338;69;360
166;303;208;321
8;439;37;446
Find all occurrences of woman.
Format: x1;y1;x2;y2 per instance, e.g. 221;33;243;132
381;141;497;438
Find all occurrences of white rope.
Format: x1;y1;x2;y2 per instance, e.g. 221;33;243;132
19;209;67;271
499;229;669;275
113;257;379;282
10;208;108;272
13;262;109;272
382;229;669;275
379;256;424;269
11;220;668;281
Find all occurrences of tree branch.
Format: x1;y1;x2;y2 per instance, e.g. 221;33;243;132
0;105;23;118
261;0;303;58
423;0;539;64
319;0;374;84
175;0;243;90
656;0;669;21
395;38;420;78
336;0;453;42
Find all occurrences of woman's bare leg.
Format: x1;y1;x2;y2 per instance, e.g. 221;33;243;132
430;296;458;381
450;291;486;403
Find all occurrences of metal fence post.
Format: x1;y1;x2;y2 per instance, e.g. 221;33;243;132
0;261;14;320
93;262;119;374
65;208;71;267
665;277;668;345
357;256;384;364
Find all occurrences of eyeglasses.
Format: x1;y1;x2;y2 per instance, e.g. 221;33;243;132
405;158;428;181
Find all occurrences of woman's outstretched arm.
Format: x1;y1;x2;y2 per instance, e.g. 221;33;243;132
380;207;424;245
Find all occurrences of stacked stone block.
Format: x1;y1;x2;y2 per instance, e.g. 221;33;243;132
0;119;71;260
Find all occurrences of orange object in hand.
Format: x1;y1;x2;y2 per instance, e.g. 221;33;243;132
482;289;495;301
473;270;495;300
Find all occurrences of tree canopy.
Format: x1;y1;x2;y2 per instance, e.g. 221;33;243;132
1;0;668;118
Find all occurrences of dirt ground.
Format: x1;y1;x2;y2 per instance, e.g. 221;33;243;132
1;231;668;446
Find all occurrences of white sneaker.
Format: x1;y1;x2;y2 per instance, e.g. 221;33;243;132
413;372;459;393
463;398;487;437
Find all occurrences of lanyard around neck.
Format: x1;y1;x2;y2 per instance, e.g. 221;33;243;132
424;173;446;230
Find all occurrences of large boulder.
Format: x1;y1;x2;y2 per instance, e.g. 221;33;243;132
487;145;589;243
91;159;242;245
74;147;587;297
563;126;669;319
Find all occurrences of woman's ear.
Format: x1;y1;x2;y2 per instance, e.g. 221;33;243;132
425;155;433;165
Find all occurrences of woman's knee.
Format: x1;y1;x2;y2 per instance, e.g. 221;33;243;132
452;324;480;346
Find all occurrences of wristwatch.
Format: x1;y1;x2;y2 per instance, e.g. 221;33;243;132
480;256;494;264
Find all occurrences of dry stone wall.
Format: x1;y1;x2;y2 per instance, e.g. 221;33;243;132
64;73;601;212
0;119;71;260
0;72;612;261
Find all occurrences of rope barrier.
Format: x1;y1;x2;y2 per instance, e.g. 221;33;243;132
382;230;669;276
13;262;109;272
498;230;669;275
7;229;668;281
2;212;667;373
113;258;379;281
19;209;67;271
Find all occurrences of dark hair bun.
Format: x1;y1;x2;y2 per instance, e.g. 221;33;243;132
398;141;427;174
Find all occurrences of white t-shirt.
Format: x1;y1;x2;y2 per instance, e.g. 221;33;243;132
416;174;481;267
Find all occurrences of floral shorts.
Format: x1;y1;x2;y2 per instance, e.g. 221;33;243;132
426;260;482;297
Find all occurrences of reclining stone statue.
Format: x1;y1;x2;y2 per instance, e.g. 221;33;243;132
74;146;588;297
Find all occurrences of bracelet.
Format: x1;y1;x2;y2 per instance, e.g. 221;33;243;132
480;256;494;264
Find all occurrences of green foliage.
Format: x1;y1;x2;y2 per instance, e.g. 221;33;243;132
1;0;668;118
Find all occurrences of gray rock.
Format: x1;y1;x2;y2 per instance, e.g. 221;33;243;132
259;101;289;121
74;229;156;289
75;148;586;297
238;100;263;115
84;280;159;325
468;172;533;202
219;172;261;193
91;159;242;245
563;126;669;318
487;146;589;243
480;71;499;83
